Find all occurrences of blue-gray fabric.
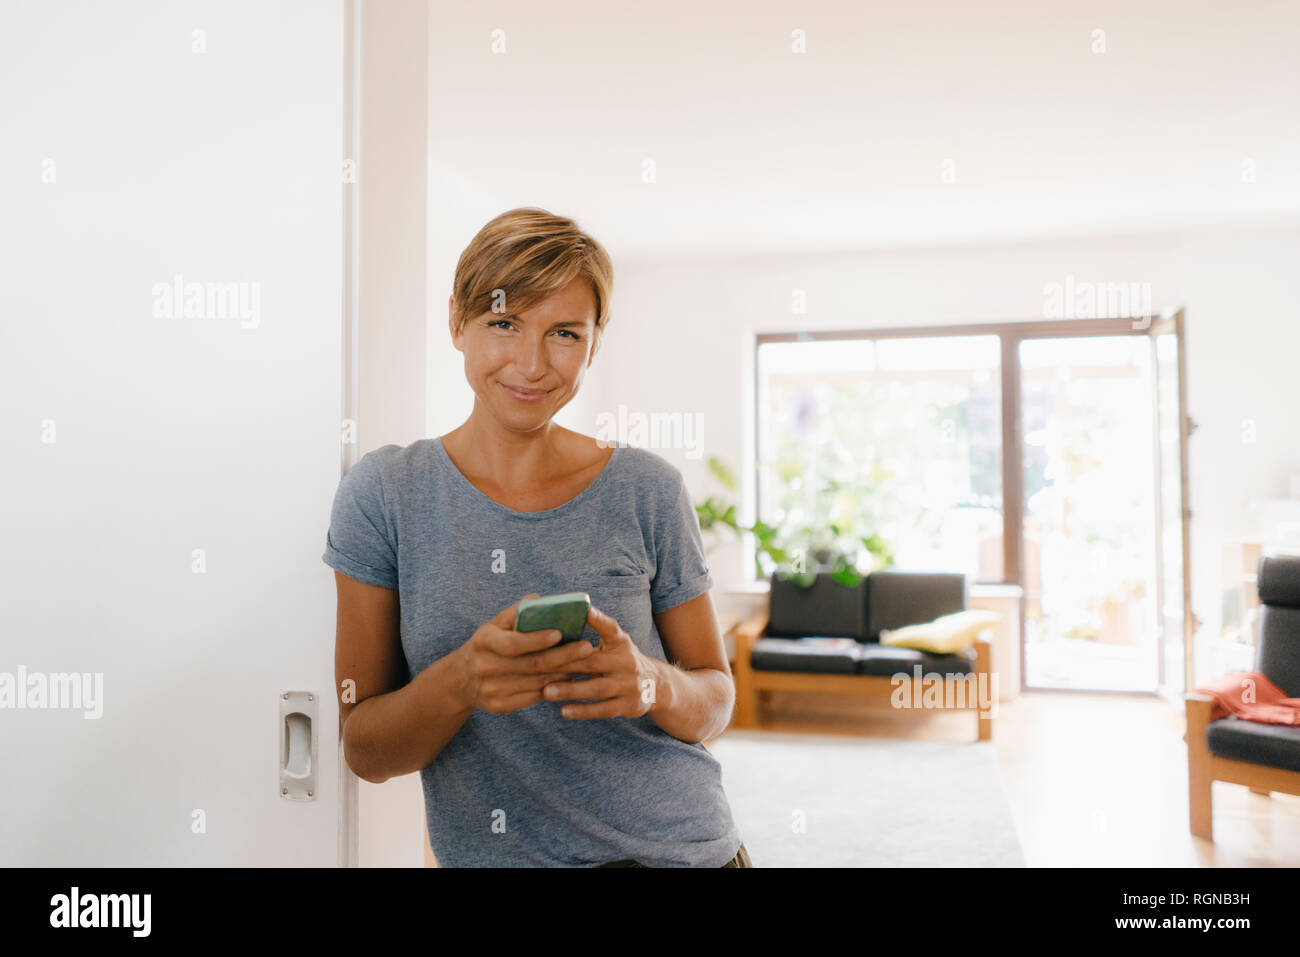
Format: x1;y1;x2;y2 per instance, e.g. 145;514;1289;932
321;437;742;867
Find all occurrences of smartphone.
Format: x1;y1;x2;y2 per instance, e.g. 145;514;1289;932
515;592;592;645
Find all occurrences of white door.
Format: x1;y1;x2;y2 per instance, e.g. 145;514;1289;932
0;1;347;865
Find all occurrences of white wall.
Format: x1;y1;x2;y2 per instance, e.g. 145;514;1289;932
564;221;1300;689
415;1;1300;260
360;0;428;452
354;0;428;867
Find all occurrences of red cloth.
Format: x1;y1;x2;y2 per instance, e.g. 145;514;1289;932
1193;670;1300;725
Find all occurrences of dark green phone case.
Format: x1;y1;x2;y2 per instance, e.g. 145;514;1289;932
515;592;592;644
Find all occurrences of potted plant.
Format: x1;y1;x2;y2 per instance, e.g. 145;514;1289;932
694;456;894;589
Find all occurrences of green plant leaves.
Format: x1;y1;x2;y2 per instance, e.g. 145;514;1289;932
695;454;895;583
706;456;737;492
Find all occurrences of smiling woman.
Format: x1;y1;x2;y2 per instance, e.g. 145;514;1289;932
323;207;751;867
447;207;614;442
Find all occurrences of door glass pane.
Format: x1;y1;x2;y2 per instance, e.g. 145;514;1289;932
756;335;1002;581
1019;336;1159;691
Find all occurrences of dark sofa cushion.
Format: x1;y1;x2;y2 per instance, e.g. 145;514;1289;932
767;573;869;640
1206;716;1300;773
866;571;966;641
750;637;862;674
1257;555;1300;607
750;639;977;678
1257;604;1300;697
856;644;976;677
1257;556;1300;697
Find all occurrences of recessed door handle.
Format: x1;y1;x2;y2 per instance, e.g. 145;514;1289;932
280;691;318;801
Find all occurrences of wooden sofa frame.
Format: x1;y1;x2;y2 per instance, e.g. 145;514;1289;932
1185;692;1300;841
731;607;994;741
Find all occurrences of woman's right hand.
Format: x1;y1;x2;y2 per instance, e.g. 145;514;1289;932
451;594;597;715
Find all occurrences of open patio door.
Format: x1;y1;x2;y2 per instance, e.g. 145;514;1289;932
1147;309;1194;698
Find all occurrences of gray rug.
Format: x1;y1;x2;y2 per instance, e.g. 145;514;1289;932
708;730;1026;867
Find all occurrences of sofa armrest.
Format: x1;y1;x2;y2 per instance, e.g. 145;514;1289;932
1185;692;1215;740
1185;692;1216;838
730;609;769;728
972;632;993;675
734;609;769;661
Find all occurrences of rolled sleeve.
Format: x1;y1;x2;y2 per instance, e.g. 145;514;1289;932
649;471;715;613
321;451;398;590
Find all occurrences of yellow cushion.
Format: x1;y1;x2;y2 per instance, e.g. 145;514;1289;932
879;609;1002;654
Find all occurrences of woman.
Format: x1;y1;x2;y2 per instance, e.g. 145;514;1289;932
322;207;751;867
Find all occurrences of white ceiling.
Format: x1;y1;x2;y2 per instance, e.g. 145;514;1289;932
428;0;1300;260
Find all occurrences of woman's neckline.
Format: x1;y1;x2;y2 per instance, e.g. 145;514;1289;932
432;435;622;519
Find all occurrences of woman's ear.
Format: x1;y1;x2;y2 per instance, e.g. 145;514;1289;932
448;296;464;349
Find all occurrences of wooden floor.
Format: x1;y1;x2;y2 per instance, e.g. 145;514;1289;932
718;688;1300;867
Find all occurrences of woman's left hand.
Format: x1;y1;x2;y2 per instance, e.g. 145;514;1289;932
542;605;662;719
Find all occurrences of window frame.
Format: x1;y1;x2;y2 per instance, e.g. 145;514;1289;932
754;312;1191;695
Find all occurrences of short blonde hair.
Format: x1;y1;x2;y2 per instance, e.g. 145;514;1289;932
451;207;614;341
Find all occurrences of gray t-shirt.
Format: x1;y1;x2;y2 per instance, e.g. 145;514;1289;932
321;436;742;866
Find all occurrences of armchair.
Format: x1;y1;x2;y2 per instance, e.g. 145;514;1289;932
1186;554;1300;840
